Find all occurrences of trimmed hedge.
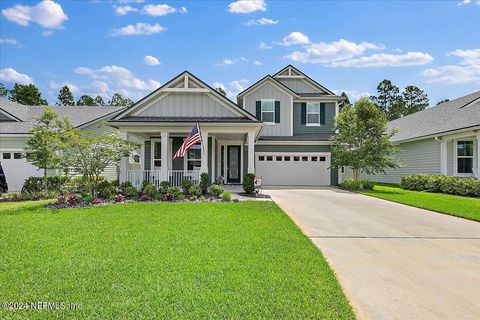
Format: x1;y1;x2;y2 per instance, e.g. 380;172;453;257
401;174;479;197
22;176;70;194
339;179;374;191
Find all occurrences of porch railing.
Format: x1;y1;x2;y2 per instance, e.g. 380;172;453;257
126;170;200;189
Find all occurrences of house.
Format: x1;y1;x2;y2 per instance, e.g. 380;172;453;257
109;65;344;188
0;99;126;191
340;91;480;183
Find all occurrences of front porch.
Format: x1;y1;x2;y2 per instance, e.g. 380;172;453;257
119;125;259;188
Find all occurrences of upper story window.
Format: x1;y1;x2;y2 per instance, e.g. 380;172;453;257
456;140;474;174
261;100;275;124
306;103;320;126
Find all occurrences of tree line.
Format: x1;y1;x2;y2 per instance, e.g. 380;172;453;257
0;82;134;107
341;80;449;121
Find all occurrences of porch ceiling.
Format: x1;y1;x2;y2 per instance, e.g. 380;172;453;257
213;133;246;141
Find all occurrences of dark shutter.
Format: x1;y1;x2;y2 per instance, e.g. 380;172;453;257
301;103;306;124
255;101;261;120
320;103;326;125
274;101;280;123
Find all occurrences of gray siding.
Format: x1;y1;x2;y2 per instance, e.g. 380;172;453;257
293;102;335;135
243;81;292;136
360;138;441;184
138;92;238;118
276;78;322;94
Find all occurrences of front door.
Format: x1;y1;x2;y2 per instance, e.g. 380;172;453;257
227;146;241;183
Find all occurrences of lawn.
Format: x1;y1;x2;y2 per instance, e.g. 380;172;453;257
359;184;480;222
0;201;354;319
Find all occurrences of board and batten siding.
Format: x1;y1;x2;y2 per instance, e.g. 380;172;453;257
293;102;335;135
243;82;292;136
275;78;322;94
137;92;237;118
354;138;441;184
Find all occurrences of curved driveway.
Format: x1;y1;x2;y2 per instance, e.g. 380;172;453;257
266;187;480;320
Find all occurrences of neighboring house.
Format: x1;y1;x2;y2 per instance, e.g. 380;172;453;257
109;65;344;188
340;91;480;184
0;99;126;191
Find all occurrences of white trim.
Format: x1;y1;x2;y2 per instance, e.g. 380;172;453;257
275;75;304;79
260;99;276;125
184;74;188;88
393;127;480;144
453;139;475;177
211;138;216;182
162;88;210;93
290;95;294;136
237;76;298;98
256;140;335;145
306;102;321;126
151;138;161;171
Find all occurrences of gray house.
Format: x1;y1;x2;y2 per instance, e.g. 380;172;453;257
110;65;344;187
342;91;480;183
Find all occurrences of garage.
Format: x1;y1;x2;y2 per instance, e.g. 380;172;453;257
1;151;41;192
255;152;331;186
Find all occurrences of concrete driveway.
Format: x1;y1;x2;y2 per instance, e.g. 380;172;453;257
266;187;480;320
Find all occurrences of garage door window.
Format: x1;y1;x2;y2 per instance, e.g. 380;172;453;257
284;156;290;161
319;157;326;161
3;153;11;159
266;156;273;161
276;156;282;161
294;156;300;161
14;153;22;159
259;156;265;161
311;156;318;161
302;156;308;161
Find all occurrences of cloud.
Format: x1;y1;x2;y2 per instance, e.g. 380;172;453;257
110;23;165;36
0;67;34;84
117;0;144;3
114;5;137;15
213;80;249;100
423;48;480;84
258;41;272;50
280;32;310;46
216;57;250;66
244;17;278;26
228;0;266;14
42;30;53;37
331;51;433;68
230;79;249;92
334;89;371;102
285;38;382;63
0;38;22;47
49;80;80;94
142;4;176;16
253;60;262;65
144;55;160;66
2;0;68;29
457;0;480;5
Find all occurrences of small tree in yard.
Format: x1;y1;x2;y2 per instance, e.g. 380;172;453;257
24;107;71;192
61;125;139;196
331;98;399;181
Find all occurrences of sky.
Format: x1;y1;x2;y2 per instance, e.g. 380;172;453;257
0;0;479;105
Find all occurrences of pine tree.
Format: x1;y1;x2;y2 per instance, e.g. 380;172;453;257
56;85;75;106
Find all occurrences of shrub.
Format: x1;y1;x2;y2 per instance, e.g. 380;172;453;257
166;187;181;197
139;194;151;202
62;176;101;194
340;179;374;191
163;193;175;202
221;191;232;202
66;194;80;205
208;184;224;196
142;183;157;197
401;174;480;197
177;193;185;201
124;186;138;199
114;194;125;202
82;195;94;203
233;198;239;203
159;181;171;194
242;173;255;194
97;180;116;198
153;194;163;201
200;173;210;194
142;180;151;190
189;195;197;201
181;180;193;195
199;195;206;201
189;185;202;197
119;181;133;193
22;175;70;194
91;197;103;205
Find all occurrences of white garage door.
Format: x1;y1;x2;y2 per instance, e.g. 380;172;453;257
255;152;331;186
1;151;41;192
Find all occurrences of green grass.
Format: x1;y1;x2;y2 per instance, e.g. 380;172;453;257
0;201;354;319
359;184;480;222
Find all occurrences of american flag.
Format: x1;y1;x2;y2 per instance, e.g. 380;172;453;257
173;123;202;160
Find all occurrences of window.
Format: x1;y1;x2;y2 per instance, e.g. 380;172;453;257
259;156;265;161
261;100;275;123
311;156;318;161
457;141;474;174
2;153;11;159
301;156;308;161
13;153;22;159
153;141;161;168
284;156;290;161
341;166;345;174
276;156;282;161
294;156;300;162
266;156;273;161
186;144;201;170
306;103;320;126
319;157;326;162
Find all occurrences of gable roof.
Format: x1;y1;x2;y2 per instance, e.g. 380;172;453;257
112;70;259;122
237;74;299;98
0;99;126;134
273;65;336;95
389;91;480;142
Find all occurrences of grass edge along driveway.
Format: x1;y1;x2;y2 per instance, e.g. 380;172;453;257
359;184;480;222
0;200;355;319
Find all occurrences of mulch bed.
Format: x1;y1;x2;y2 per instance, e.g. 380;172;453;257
238;193;271;199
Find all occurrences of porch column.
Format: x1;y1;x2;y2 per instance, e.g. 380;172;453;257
247;130;255;174
200;131;209;174
440;138;448;175
160;131;169;181
477;134;480;178
119;131;129;182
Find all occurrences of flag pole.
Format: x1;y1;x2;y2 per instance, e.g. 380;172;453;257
197;122;205;153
